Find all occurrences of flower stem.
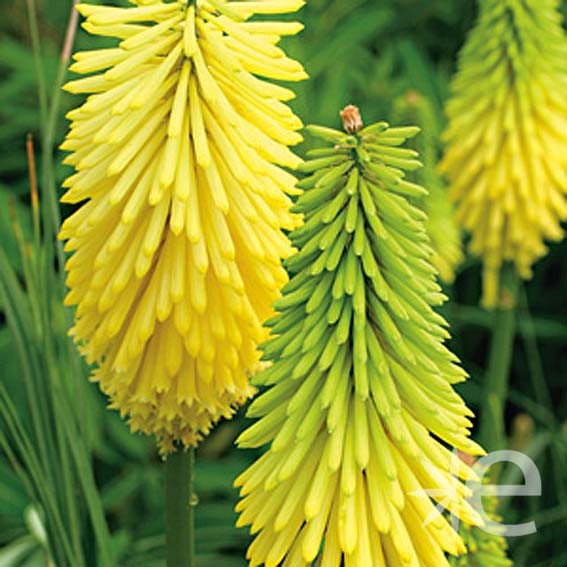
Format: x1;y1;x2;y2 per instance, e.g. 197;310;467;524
479;265;519;453
166;448;196;567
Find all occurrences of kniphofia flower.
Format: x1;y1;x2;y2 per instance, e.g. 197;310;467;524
59;0;306;452
235;108;485;567
440;0;567;308
392;90;463;283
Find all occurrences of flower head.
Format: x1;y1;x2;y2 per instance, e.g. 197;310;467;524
440;0;567;308
59;0;306;452
235;108;485;566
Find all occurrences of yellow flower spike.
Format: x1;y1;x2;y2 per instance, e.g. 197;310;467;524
60;0;306;453
440;0;567;308
235;107;485;567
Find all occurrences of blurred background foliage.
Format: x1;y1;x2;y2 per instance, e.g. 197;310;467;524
0;0;565;565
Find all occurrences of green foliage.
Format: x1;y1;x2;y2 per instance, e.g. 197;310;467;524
0;199;114;566
0;38;55;186
286;0;478;130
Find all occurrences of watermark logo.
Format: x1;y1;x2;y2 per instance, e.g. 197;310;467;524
411;449;542;537
468;450;541;537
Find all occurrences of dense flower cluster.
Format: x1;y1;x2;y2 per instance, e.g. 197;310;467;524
235;110;485;566
59;0;306;452
440;0;567;308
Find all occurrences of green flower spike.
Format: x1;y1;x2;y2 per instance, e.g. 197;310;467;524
235;106;485;567
392;90;463;284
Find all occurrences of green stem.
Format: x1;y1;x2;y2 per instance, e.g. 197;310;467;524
166;449;196;567
27;0;78;301
44;0;79;285
518;285;553;411
479;265;519;452
44;0;85;427
25;0;48;129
